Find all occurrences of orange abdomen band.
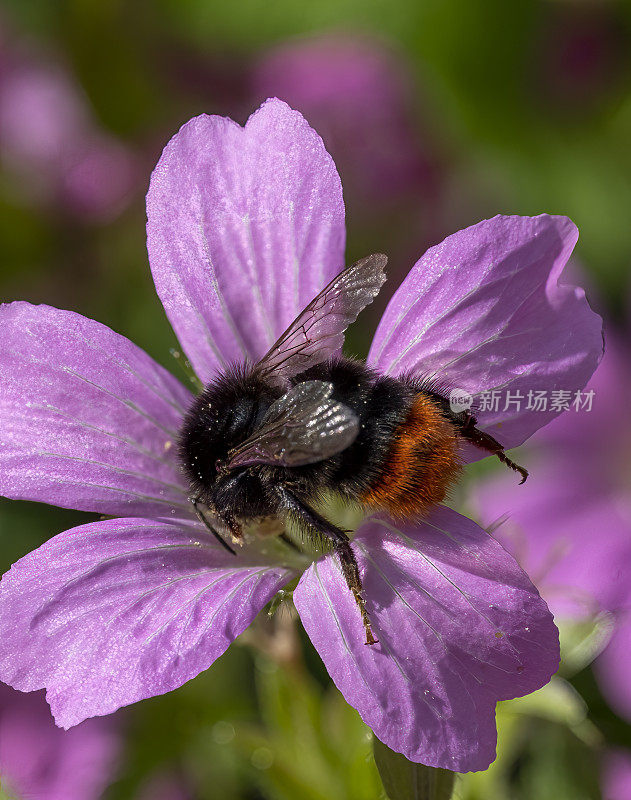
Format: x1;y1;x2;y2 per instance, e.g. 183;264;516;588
361;393;462;519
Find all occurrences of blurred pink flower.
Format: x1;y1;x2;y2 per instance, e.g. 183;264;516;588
604;749;631;800
253;35;439;212
252;34;445;297
474;325;631;721
533;1;629;117
0;683;119;800
0;38;137;221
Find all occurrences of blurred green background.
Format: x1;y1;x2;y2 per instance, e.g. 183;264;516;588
1;1;630;798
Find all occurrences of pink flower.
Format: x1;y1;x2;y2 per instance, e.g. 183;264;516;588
0;683;119;800
474;330;631;724
0;99;602;771
0;37;137;220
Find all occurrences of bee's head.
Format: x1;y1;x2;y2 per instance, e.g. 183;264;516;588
178;367;280;495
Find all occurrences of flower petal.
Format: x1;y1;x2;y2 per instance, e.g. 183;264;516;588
0;517;292;727
0;302;193;518
146;98;346;383
603;748;631;800
528;334;626;453
368;215;603;453
474;463;631;620
294;506;559;772
0;684;120;800
253;35;438;210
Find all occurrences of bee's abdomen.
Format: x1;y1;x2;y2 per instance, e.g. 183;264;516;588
360;393;462;519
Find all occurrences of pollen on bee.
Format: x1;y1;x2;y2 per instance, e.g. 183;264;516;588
164;440;173;451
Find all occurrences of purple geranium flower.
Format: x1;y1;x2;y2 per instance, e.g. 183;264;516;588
0;683;119;800
475;337;631;617
474;327;631;722
0;99;602;772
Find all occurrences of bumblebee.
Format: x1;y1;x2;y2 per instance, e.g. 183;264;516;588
179;255;527;645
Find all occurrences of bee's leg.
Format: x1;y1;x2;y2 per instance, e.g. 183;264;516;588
275;486;377;646
223;513;245;546
457;411;528;484
190;497;237;555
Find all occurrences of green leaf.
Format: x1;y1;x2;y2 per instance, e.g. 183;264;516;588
235;653;382;800
506;718;602;800
459;705;602;800
373;738;456;800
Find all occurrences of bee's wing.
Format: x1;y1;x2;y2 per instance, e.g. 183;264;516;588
254;253;387;382
226;380;359;470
